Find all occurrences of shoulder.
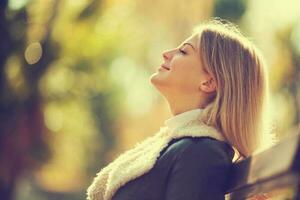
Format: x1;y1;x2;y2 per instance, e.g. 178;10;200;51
161;136;234;165
161;137;234;199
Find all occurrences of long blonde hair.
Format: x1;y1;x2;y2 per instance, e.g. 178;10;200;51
193;19;276;162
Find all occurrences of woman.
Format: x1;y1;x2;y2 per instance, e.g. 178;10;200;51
87;19;272;200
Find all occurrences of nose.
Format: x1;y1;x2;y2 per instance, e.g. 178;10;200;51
162;49;174;61
162;50;169;60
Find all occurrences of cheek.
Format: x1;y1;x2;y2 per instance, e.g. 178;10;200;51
171;58;200;81
169;66;200;93
170;59;189;78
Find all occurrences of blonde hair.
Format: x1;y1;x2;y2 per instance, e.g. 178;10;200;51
192;19;277;162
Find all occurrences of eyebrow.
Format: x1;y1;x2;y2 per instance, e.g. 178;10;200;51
181;42;196;51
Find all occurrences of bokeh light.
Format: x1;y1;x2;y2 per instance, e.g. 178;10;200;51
24;42;43;65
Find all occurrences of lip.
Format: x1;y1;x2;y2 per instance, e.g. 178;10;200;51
160;64;170;70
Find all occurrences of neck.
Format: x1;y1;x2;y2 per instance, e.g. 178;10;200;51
166;94;208;116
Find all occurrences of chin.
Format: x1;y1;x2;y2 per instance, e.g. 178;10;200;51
149;72;165;86
149;74;169;95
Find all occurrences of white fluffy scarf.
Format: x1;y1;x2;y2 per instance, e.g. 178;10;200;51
86;110;227;200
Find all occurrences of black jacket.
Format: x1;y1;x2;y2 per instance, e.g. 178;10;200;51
112;136;235;200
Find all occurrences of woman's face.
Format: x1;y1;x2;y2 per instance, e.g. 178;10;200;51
150;33;213;97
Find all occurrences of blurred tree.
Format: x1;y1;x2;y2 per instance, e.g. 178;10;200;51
213;0;247;22
290;22;300;125
275;24;300;125
0;0;59;199
21;0;123;198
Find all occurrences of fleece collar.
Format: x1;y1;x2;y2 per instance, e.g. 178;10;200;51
164;108;205;133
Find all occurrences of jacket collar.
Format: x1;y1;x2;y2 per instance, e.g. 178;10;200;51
87;108;228;200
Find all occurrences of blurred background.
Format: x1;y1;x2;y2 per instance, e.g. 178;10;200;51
0;0;300;199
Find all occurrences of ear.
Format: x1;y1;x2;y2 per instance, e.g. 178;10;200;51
199;77;216;93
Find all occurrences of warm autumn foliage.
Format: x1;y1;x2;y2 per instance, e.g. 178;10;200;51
0;0;300;199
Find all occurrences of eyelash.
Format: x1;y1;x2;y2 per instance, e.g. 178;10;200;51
179;49;186;55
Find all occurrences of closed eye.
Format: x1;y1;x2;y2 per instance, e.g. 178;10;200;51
179;49;186;55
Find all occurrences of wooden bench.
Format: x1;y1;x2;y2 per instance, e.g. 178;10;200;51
225;131;300;200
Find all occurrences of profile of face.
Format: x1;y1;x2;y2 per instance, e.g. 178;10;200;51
150;33;216;104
